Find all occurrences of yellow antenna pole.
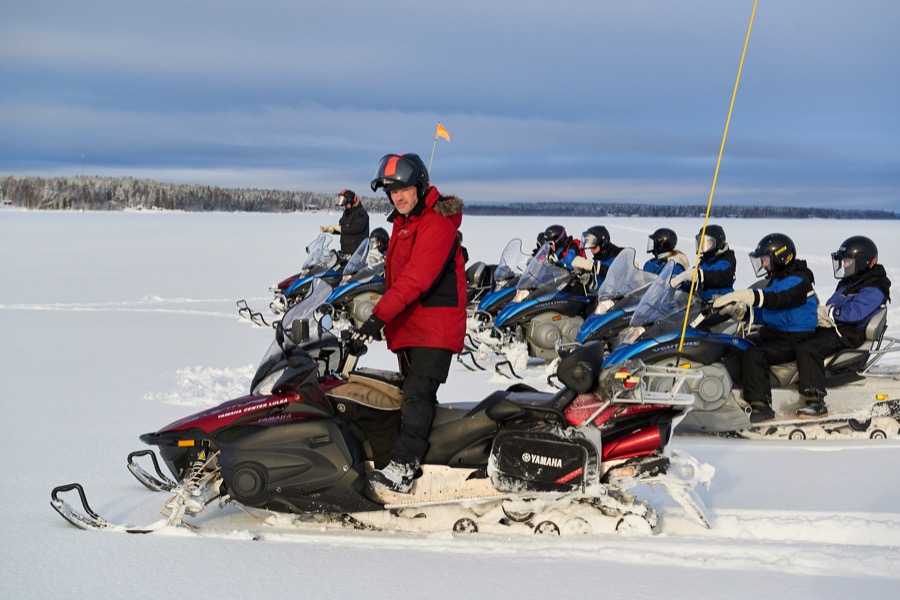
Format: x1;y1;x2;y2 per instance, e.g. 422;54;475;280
676;0;759;357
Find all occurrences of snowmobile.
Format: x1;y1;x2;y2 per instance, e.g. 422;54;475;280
602;270;900;440
320;237;385;333
472;243;595;378
237;234;344;327
460;238;532;370
570;248;658;351
51;279;713;537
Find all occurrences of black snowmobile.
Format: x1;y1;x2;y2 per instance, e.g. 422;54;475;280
52;280;712;536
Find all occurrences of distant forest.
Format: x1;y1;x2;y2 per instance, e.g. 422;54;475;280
1;175;896;220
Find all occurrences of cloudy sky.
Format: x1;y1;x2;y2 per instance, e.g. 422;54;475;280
2;1;898;210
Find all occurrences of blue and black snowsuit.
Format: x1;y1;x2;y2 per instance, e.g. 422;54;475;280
795;264;891;397
694;247;736;302
741;259;818;402
643;250;688;277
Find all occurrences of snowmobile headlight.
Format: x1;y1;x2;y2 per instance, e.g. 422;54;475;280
594;299;615;315
609;465;637;480
620;326;645;346
876;394;889;400
514;289;530;303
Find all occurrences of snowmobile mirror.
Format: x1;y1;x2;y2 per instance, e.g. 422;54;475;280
556;341;605;394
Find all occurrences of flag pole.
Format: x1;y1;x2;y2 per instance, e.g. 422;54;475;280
428;137;438;173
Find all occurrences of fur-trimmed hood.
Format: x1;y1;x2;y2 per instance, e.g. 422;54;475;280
433;194;463;217
388;186;463;227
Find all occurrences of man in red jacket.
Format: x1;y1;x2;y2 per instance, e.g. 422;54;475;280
355;153;466;493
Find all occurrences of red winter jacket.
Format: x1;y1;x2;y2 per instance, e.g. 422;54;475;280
371;187;466;353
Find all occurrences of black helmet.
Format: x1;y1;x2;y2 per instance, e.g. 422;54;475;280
370;153;430;201
582;225;610;253
749;233;796;277
369;227;389;253
648;227;677;255
695;224;726;256
543;224;568;247
337;189;357;208
832;235;878;279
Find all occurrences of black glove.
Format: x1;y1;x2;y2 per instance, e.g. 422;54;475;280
353;314;386;342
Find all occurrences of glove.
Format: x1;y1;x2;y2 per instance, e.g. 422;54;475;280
320;224;340;234
817;304;836;328
353;314;386;342
669;270;693;288
718;302;747;320
546;252;559;264
570;255;595;272
670;268;702;289
713;289;760;310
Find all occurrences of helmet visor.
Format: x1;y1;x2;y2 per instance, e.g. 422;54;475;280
582;233;600;250
371;154;417;192
696;234;715;254
832;253;858;279
749;253;771;278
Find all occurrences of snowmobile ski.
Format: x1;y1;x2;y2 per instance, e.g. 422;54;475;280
127;449;177;492
236;299;272;328
50;483;156;533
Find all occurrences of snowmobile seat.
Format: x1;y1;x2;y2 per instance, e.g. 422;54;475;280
768;306;889;388
466;261;493;288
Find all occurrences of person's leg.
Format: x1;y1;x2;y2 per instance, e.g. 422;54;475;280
370;347;453;492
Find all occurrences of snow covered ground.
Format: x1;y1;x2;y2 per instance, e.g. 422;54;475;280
2;209;899;599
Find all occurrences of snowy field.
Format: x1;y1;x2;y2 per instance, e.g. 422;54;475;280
2;209;899;599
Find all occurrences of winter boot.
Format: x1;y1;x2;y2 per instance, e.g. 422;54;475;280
748;400;775;423
369;459;418;494
797;391;828;419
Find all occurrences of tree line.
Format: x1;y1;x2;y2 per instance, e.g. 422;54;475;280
1;175;895;220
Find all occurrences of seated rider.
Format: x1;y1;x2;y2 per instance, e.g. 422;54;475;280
794;236;891;418
643;227;689;276
569;225;623;287
713;233;817;423
541;224;583;267
671;224;736;302
367;227;389;266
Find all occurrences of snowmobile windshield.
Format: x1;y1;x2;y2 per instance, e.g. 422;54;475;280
340;238;384;284
300;234;339;276
629;260;688;327
281;278;335;349
492;238;530;290
514;242;570;301
596;248;657;301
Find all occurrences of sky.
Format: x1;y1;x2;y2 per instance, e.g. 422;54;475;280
2;211;899;598
2;1;899;211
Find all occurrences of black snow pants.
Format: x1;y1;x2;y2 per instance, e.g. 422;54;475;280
742;327;815;403
392;346;453;465
795;326;866;397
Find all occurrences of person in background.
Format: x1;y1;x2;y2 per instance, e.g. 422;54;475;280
320;189;370;256
367;227;390;265
643;227;689;276
354;153;466;494
540;224;583;267
713;233;817;423
794;236;891;418
569;225;623;287
670;224;735;302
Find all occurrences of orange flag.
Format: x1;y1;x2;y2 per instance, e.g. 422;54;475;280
435;122;450;142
